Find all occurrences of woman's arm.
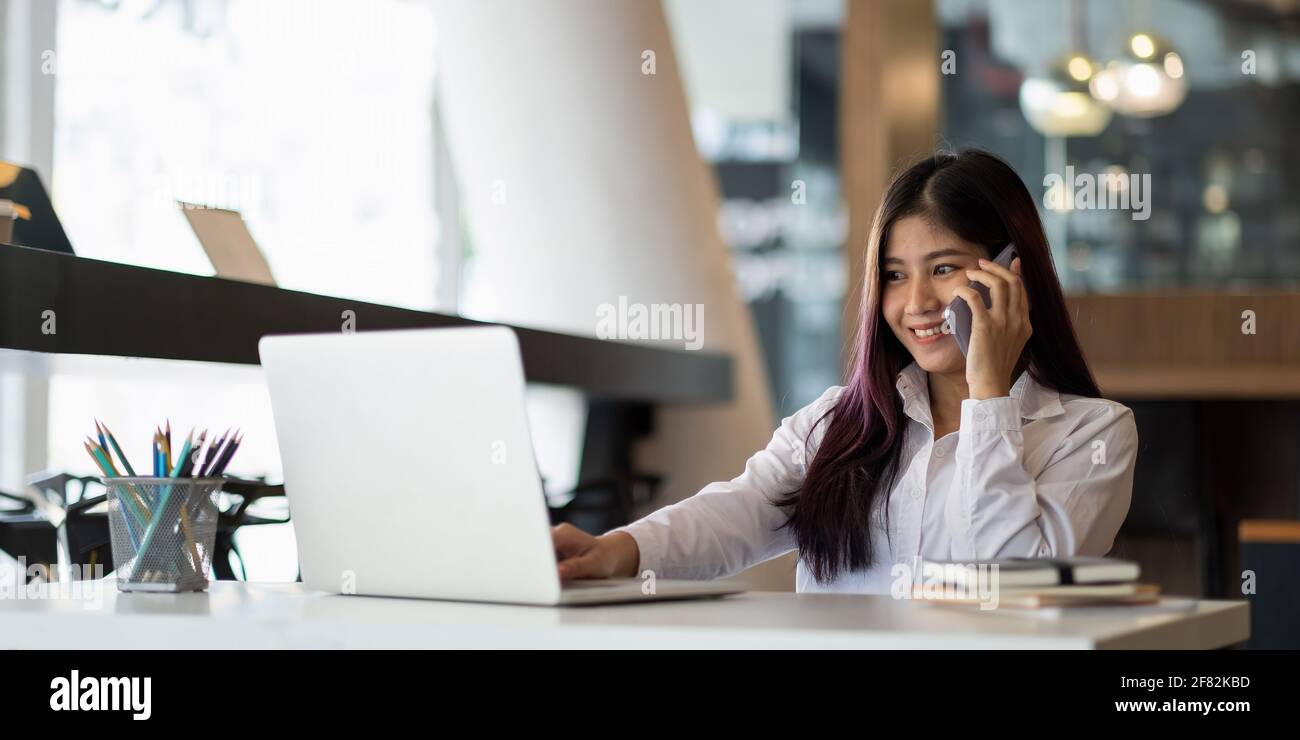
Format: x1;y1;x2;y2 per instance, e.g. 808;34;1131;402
605;386;843;580
944;396;1138;560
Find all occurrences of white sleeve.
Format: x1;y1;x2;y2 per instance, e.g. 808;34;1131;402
945;396;1138;561
607;386;844;580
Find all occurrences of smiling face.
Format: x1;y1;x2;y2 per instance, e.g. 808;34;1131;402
881;215;988;375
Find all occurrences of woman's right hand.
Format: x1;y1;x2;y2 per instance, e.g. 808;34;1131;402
551;523;640;581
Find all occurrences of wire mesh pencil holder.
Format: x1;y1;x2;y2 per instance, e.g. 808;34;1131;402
104;477;224;593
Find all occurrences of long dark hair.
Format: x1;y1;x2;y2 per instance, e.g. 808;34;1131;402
775;148;1102;585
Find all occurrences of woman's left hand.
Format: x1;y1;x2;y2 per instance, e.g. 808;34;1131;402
950;256;1033;400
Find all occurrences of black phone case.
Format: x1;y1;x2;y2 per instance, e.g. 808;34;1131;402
941;243;1018;357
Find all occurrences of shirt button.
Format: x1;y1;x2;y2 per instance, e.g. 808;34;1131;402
934;446;947;458
974;409;988;423
910;485;922;499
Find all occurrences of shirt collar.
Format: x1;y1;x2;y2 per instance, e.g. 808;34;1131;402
894;360;1064;424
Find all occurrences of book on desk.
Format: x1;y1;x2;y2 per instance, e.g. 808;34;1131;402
913;556;1157;609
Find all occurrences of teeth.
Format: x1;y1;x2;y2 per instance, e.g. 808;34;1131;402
913;324;948;337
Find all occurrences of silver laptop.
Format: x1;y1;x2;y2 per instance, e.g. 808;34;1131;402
179;204;277;286
258;326;746;606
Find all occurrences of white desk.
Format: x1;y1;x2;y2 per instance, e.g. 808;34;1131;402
0;581;1248;649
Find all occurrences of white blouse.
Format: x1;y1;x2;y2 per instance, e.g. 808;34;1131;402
611;361;1138;594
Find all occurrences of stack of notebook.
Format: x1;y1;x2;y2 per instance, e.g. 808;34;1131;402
914;557;1158;609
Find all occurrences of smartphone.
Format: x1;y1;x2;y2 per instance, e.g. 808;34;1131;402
941;243;1018;357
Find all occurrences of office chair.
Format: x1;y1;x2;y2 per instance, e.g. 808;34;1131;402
211;479;289;581
0;489;57;581
548;471;664;535
1109;403;1218;597
26;472;112;580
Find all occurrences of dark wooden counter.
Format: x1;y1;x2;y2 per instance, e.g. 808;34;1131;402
0;244;732;404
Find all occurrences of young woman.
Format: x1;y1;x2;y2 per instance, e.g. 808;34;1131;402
552;148;1137;594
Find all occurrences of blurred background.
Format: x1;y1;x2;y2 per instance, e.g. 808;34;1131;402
1;0;1297;642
